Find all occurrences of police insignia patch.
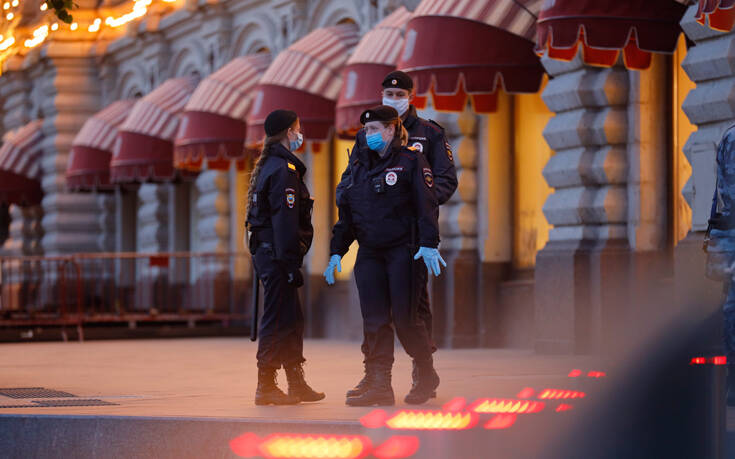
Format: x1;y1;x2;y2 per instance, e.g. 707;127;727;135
285;188;296;208
385;171;398;186
412;142;423;152
423;168;434;188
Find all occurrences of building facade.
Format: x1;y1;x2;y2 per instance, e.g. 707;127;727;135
0;0;728;352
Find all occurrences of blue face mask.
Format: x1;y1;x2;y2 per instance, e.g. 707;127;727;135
366;132;386;152
289;132;303;151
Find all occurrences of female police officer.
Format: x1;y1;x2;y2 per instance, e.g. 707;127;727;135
245;109;324;405
324;105;445;406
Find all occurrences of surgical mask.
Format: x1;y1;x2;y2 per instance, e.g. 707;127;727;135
289;132;303;151
382;97;409;116
366;131;386;152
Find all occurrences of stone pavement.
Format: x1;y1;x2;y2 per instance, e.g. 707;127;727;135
0;338;596;420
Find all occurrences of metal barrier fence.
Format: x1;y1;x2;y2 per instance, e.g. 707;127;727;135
0;252;253;340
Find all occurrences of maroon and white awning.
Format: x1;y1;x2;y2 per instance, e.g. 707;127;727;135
246;24;360;149
111;77;198;183
174;54;271;171
335;7;413;138
0;120;43;206
696;0;735;31
67;100;136;191
535;0;689;70
398;0;545;113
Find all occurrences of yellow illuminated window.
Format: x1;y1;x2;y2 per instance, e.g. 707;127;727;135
672;34;695;244
333;137;358;278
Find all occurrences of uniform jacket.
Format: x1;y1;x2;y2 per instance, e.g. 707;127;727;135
338;105;458;206
330;137;440;256
246;143;314;270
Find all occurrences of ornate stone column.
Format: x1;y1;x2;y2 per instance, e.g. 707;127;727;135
675;6;734;309
535;54;630;354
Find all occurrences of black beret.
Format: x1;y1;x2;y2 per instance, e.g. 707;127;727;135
360;105;399;125
264;109;297;137
381;70;413;91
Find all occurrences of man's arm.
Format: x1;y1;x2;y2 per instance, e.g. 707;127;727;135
425;121;458;205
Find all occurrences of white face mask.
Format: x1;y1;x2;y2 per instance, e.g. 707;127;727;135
382;97;409;116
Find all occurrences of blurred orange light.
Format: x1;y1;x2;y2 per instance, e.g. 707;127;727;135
360;409;389;429
516;387;535;399
230;432;372;459
690;357;706;365
484;414;517;430
372;436;419;459
5;12;13;20
469;398;545;414
385;410;477;430
442;397;466;412
556;404;573;412
568;369;582;377
537;389;586;400
713;356;727;365
40;2;47;10
587;371;606;378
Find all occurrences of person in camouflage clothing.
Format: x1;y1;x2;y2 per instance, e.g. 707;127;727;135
706;125;735;405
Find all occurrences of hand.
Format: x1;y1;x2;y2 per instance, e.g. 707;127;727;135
414;247;447;277
324;254;342;285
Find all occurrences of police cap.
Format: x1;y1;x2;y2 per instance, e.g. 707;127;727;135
381;70;413;91
360;105;400;125
264;109;297;136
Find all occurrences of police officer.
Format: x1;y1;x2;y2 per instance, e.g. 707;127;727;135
336;70;458;400
325;105;446;406
246;109;324;405
705;125;735;405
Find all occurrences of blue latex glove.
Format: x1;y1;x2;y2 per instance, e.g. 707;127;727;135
324;254;342;285
414;247;447;277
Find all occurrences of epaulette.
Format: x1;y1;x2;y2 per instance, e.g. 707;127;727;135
428;119;445;133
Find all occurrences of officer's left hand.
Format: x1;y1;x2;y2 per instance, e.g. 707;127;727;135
324;254;342;285
414;247;447;277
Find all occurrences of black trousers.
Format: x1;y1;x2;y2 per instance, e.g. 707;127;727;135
360;251;436;359
354;245;433;369
253;245;305;370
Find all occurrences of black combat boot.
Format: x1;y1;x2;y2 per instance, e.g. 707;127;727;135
255;367;299;406
285;363;325;402
346;364;371;398
405;359;440;405
411;360;437;399
346;367;395;406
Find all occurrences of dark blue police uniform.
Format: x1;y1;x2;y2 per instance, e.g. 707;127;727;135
246;142;313;370
331;136;440;372
338;105;458;355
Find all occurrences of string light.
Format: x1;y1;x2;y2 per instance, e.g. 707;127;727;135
5;12;13;20
40;3;47;10
51;23;58;31
0;37;15;51
70;22;78;30
106;0;152;28
10;0;17;6
2;3;9;10
88;18;101;32
24;25;49;48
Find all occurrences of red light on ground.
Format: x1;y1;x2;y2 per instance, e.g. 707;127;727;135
556;404;573;412
384;410;478;430
360;409;389;429
484;414;517;430
517;387;535;399
230;433;372;459
690;357;706;365
537;389;586;400
713;356;727;365
568;369;582;377
469;398;544;414
442;397;467;412
587;371;606;378
372;436;420;459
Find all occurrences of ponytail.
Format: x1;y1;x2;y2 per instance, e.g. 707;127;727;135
245;130;289;217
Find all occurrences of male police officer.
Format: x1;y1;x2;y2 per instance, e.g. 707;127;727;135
338;70;458;400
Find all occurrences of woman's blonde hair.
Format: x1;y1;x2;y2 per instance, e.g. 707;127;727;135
383;119;408;146
245;123;294;216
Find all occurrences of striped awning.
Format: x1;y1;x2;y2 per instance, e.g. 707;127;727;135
335;8;412;138
246;24;361;147
536;0;688;70
397;0;545;113
67;100;136;191
0;120;43;206
174;54;271;171
696;0;735;31
111;77;198;183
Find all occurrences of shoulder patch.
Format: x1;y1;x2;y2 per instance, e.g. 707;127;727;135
445;140;454;162
423;167;434;188
287;162;297;172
